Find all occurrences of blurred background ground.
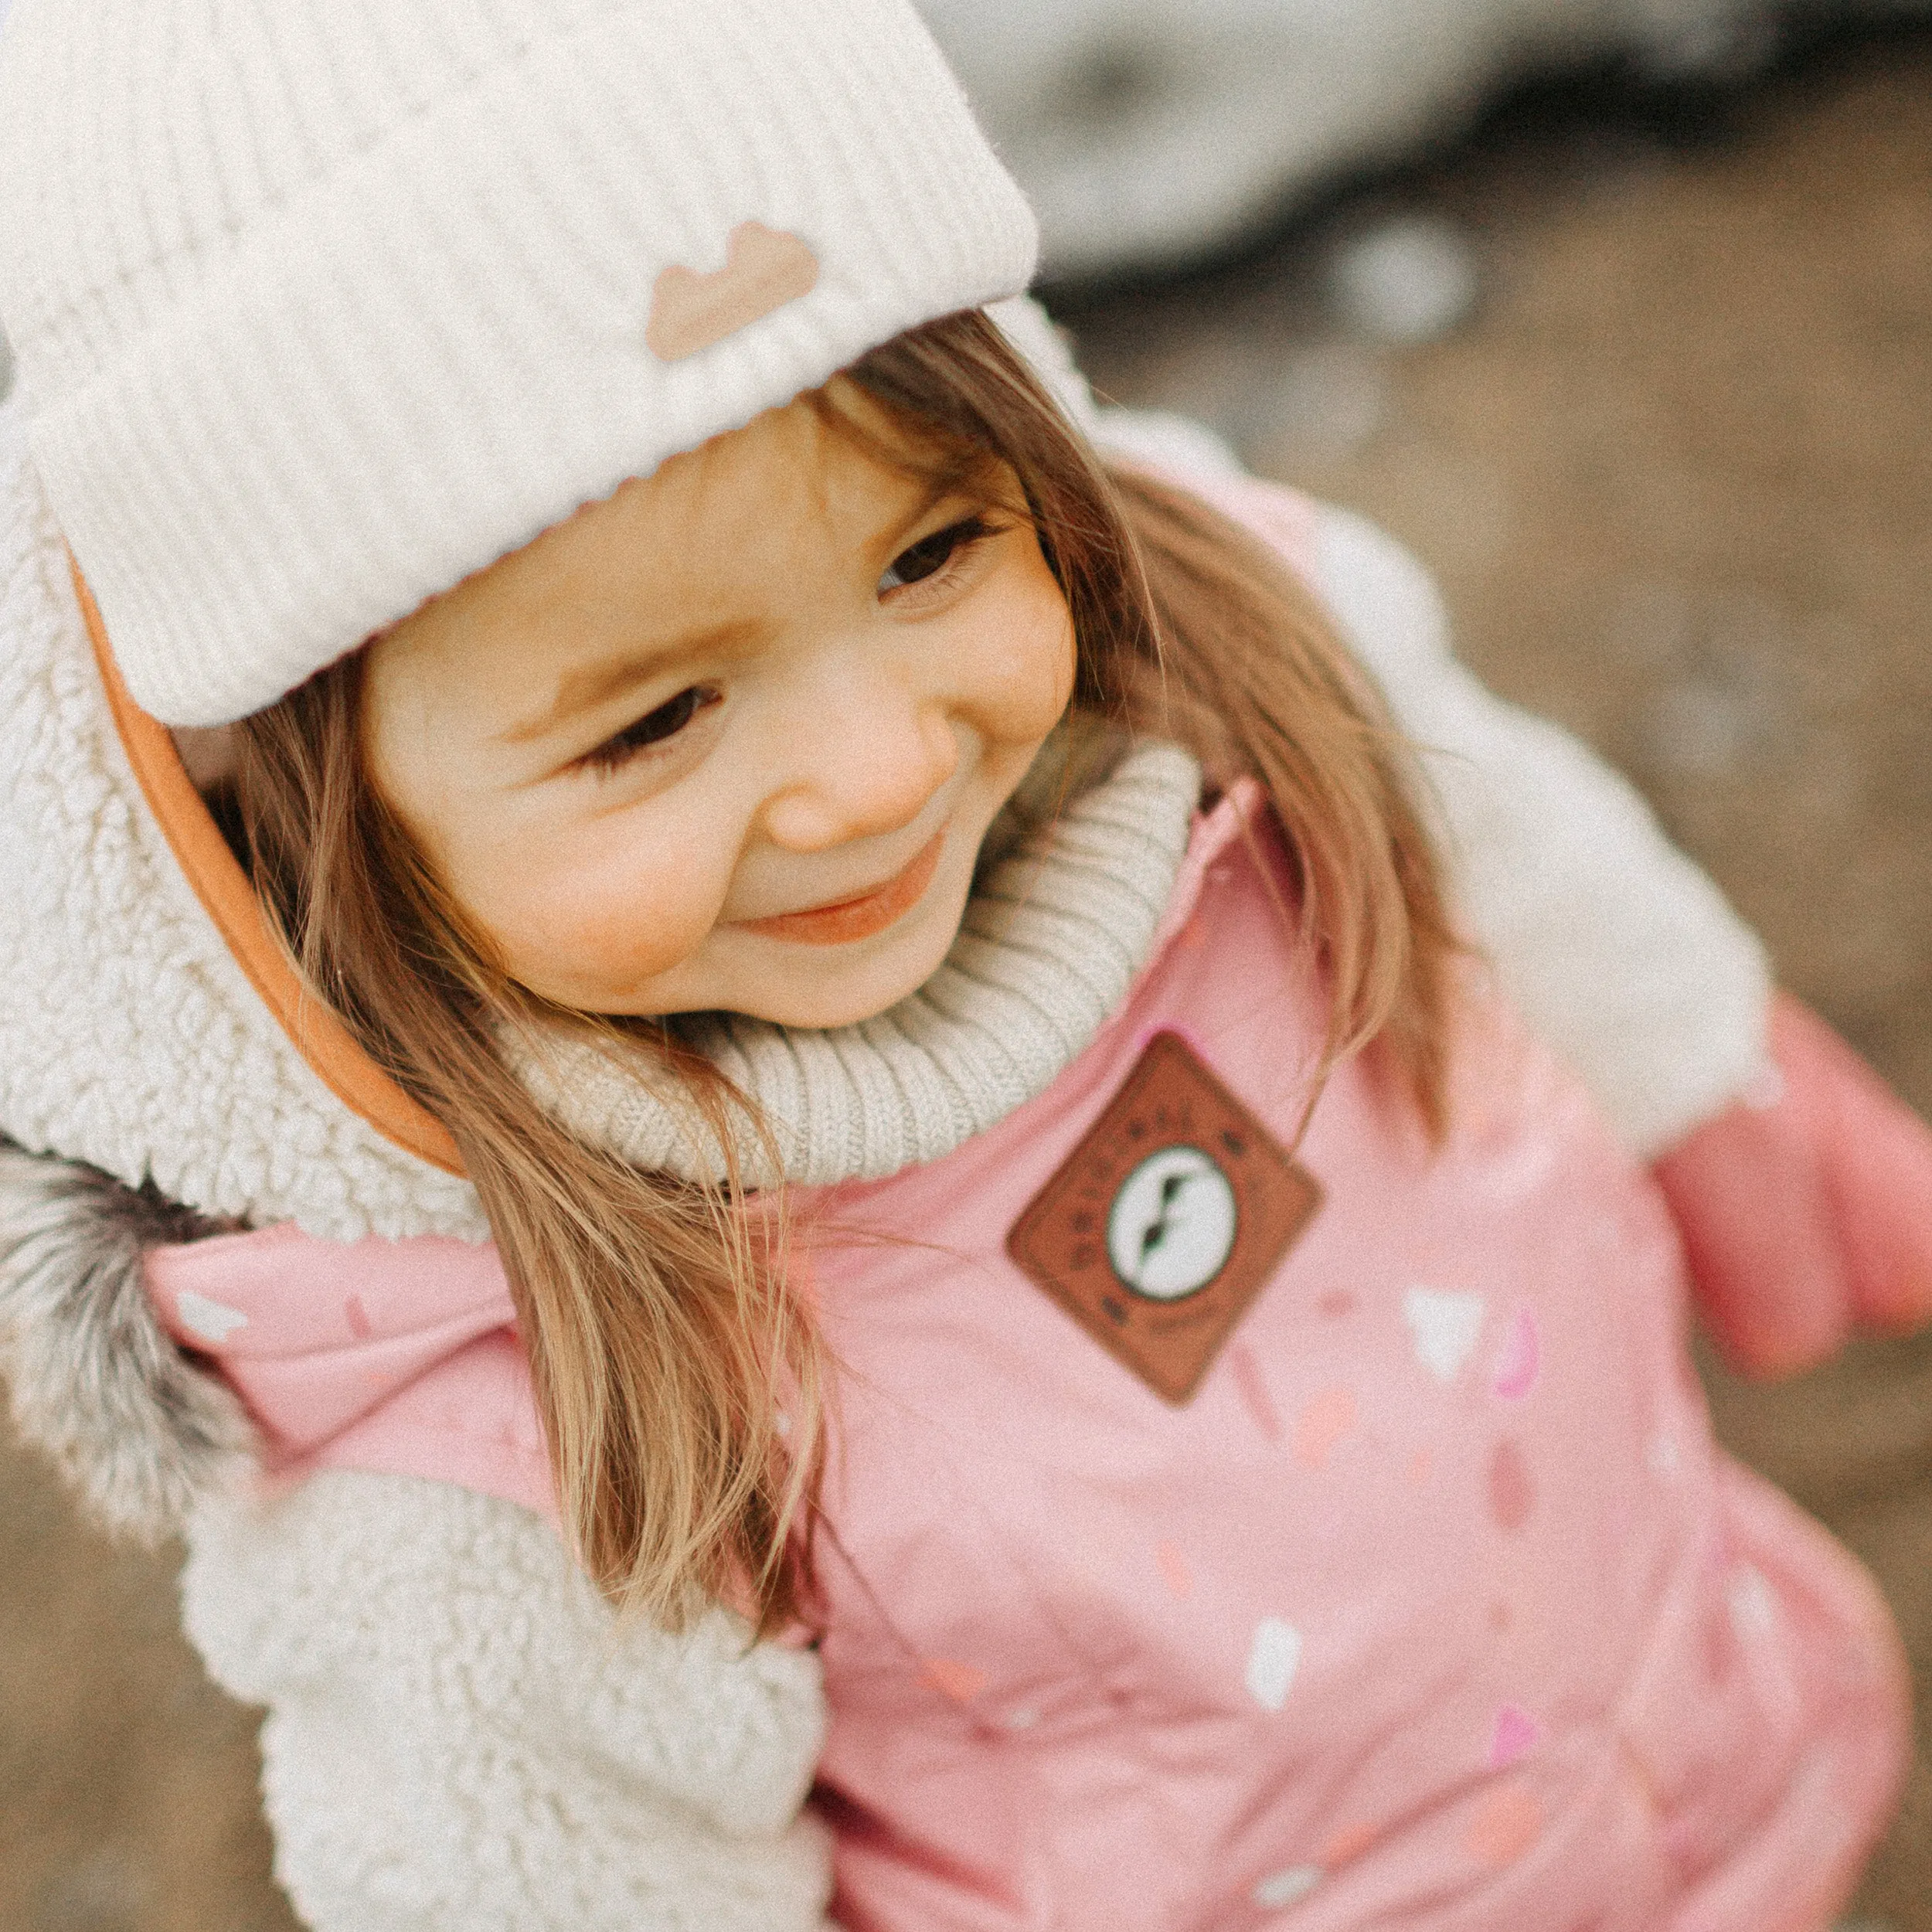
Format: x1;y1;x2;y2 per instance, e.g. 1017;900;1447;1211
2;20;1930;1932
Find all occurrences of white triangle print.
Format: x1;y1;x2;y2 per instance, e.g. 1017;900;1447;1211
1253;1866;1321;1908
1403;1287;1486;1383
175;1288;250;1346
1246;1617;1304;1710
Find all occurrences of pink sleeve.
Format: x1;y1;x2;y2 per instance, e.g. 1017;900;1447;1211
1651;993;1932;1377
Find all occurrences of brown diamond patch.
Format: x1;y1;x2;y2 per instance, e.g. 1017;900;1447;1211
1006;1031;1321;1403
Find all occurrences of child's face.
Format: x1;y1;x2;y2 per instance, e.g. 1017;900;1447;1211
364;384;1077;1028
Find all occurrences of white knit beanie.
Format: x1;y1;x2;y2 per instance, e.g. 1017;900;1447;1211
0;0;1038;726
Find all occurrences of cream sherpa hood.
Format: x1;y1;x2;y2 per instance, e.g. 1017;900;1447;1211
0;396;488;1243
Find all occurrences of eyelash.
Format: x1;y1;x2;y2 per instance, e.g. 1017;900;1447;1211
877;515;998;596
580;682;721;776
576;515;999;778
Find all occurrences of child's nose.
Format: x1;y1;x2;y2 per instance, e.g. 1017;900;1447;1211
760;696;959;852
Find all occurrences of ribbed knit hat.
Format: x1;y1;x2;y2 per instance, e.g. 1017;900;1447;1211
0;0;1038;725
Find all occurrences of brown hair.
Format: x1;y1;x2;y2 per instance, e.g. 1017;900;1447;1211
233;309;1456;1630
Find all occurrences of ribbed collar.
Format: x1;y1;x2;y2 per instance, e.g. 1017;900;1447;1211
514;734;1202;1189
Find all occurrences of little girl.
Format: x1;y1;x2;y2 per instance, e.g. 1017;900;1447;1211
2;3;1930;1929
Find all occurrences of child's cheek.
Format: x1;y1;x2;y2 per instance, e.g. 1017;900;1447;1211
975;583;1077;747
481;835;722;1007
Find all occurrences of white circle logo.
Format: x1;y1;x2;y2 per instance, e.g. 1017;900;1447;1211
1106;1145;1240;1301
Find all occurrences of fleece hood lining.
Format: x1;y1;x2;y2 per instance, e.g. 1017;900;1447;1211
74;560;465;1177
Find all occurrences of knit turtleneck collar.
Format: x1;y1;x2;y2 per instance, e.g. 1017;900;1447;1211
513;733;1202;1189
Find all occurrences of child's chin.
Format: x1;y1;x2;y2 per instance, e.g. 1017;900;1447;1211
737;910;962;1030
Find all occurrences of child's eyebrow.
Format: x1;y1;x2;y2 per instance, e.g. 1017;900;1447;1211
492;482;994;748
496;620;767;744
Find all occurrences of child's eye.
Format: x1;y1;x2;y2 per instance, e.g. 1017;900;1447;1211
877;515;995;595
580;683;721;774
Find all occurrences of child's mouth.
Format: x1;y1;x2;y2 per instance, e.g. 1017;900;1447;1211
738;829;947;946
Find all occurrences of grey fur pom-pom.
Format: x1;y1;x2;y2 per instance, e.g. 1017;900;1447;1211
0;1140;254;1542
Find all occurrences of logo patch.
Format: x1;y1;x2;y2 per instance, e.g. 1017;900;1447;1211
1006;1031;1321;1402
645;220;820;363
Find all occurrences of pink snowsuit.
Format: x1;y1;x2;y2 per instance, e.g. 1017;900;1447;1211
794;787;1906;1931
148;779;1908;1931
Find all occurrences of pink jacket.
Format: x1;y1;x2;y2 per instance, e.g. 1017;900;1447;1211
148;781;1914;1932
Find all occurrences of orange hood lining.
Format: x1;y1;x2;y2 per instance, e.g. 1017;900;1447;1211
72;560;467;1179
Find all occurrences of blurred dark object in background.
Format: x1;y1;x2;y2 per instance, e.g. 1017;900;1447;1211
920;0;1932;281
